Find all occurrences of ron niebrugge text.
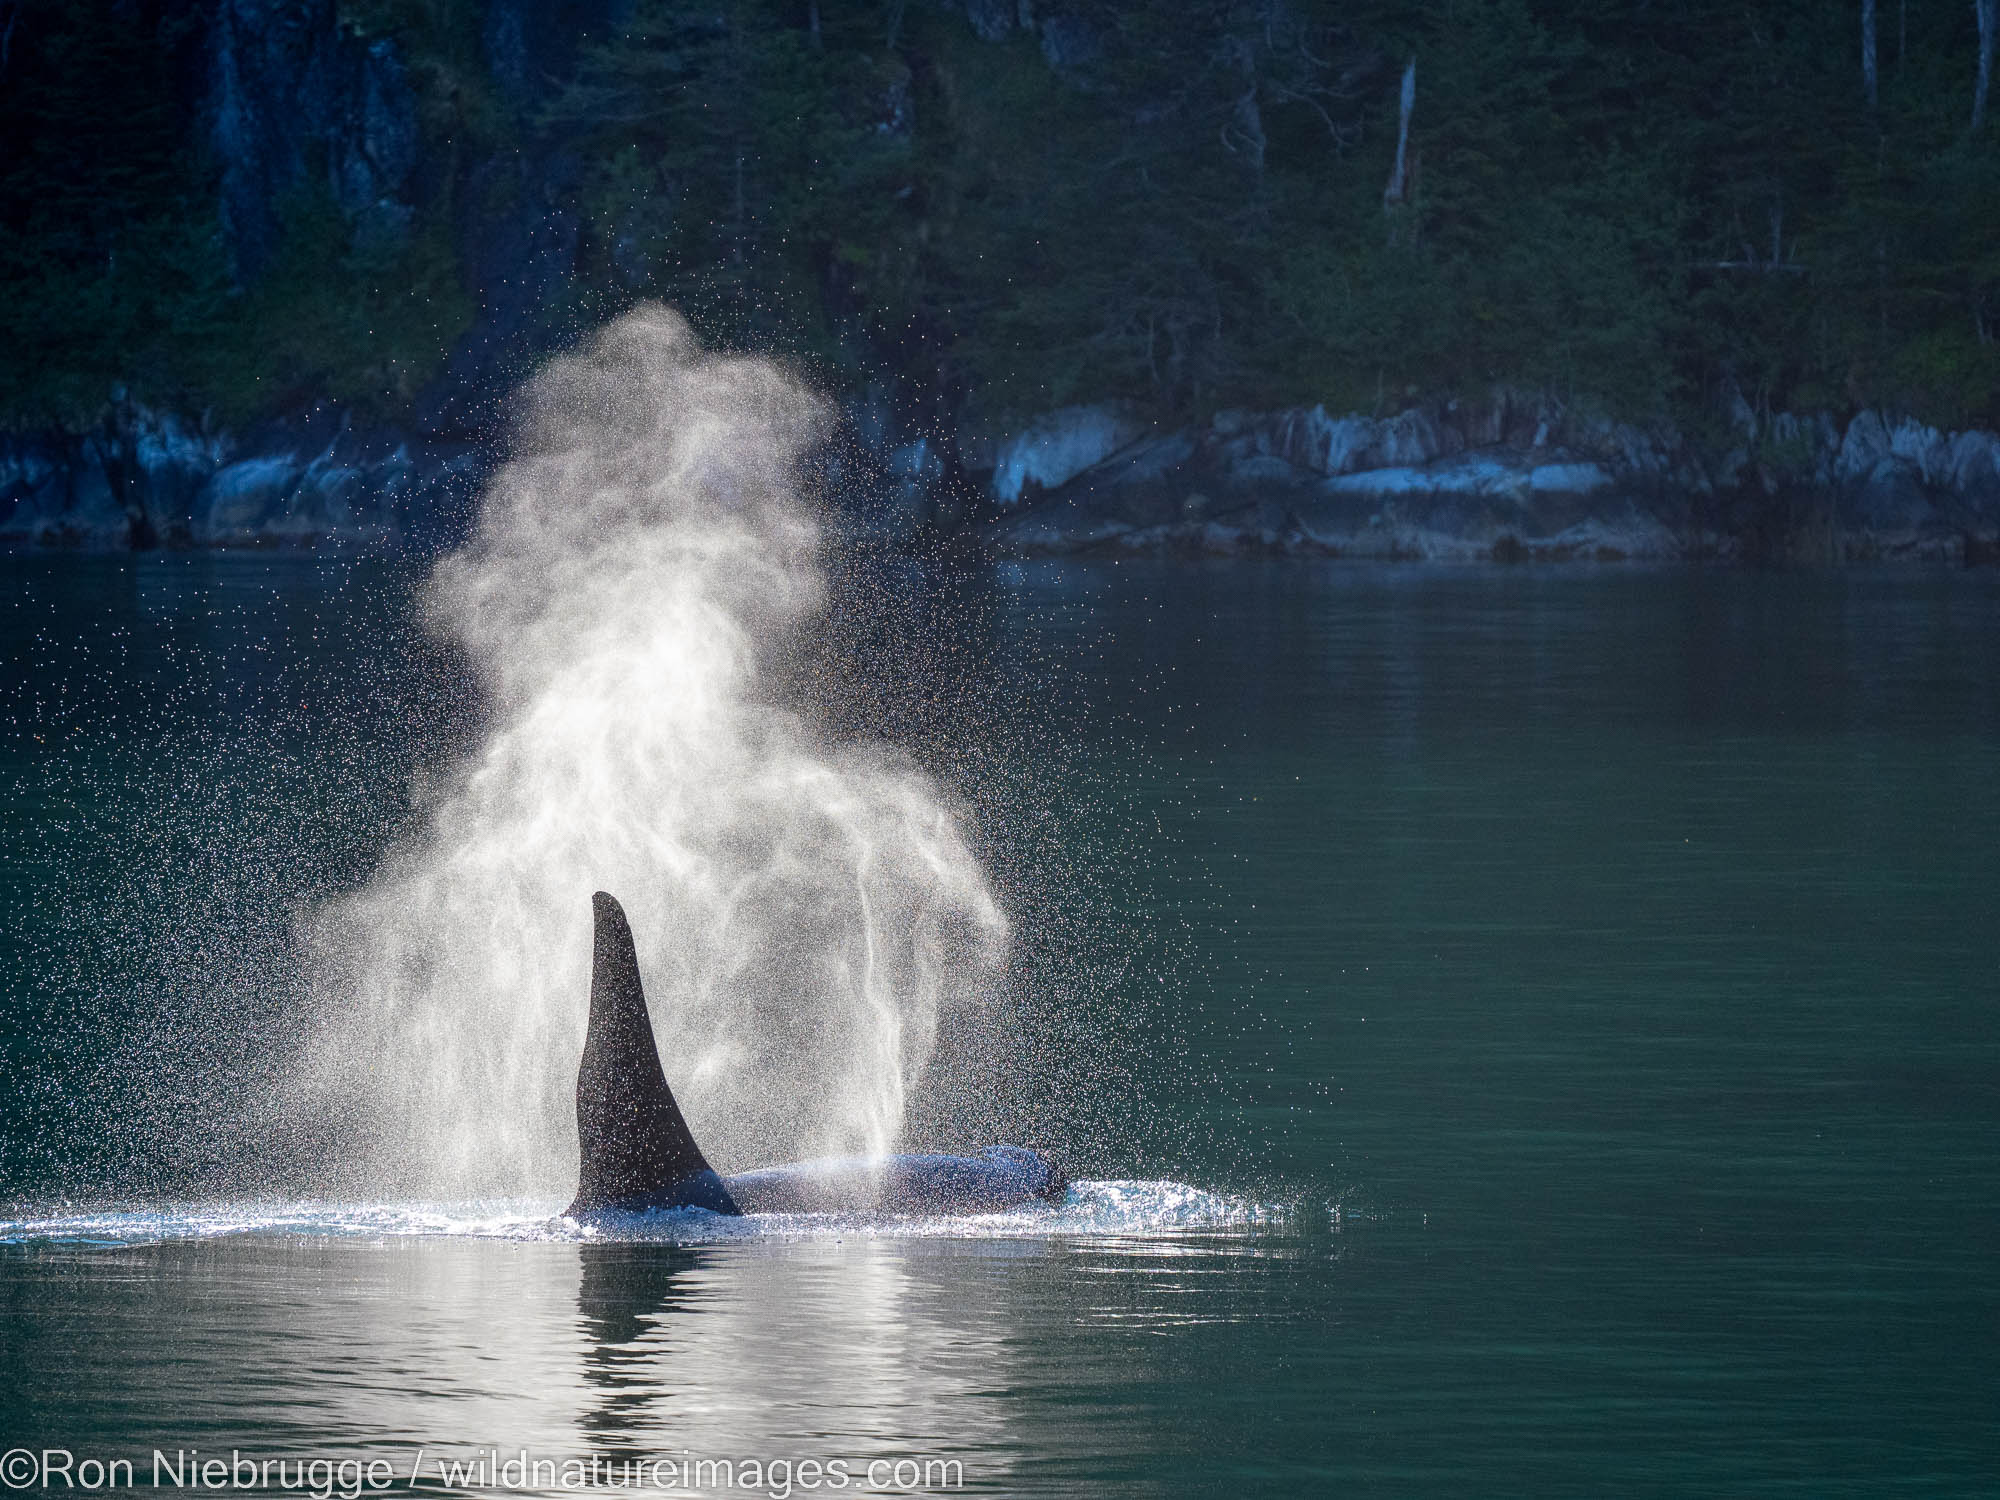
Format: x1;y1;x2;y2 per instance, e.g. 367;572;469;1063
2;1448;967;1495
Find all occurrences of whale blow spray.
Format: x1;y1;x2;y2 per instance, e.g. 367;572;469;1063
305;306;1008;1197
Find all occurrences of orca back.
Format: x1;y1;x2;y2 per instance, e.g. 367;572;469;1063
723;1147;1068;1215
567;892;738;1216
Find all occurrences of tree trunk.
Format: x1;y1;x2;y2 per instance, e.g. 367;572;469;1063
1862;0;1878;110
1383;58;1415;209
733;147;746;266
1976;0;1996;131
1230;84;1267;176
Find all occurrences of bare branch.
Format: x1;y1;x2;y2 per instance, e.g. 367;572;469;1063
1862;0;1878;110
1976;0;1996;130
1383;57;1415;208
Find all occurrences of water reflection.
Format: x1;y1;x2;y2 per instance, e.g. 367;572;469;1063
0;1215;1304;1495
575;1244;702;1456
564;1238;1030;1484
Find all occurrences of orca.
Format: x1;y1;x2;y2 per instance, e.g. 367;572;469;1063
565;892;1067;1218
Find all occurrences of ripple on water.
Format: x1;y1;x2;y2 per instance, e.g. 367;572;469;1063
0;1180;1282;1250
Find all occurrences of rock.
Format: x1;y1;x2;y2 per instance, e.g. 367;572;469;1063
0;443;55;540
1320;458;1501;504
1289;462;1679;561
1445;395;1500;448
1943;431;2000;527
0;397;493;552
127;410;232;543
1529;462;1613;496
985;432;1201;552
1219;452;1318;489
1888;417;1948;483
1094;432;1197;490
1835;410;1892;480
1235;404;1450;478
987;429;1685;561
1266;406;1377;475
985;485;1138;553
0;439;124;547
1837;410;1946;487
0;414;230;548
1838;457;1938;539
1376;408;1446;467
1827;411;1967;555
11;390;2000;561
198;454;304;541
989;405;1146;503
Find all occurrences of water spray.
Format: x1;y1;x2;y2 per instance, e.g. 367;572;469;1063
303;307;1008;1198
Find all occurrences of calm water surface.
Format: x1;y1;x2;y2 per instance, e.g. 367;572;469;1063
3;556;1997;1496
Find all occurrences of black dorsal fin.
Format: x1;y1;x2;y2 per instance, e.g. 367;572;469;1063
566;892;739;1216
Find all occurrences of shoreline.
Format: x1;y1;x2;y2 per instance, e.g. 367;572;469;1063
7;396;2000;566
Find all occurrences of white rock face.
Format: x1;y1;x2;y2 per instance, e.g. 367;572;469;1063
1262;405;1447;476
199;454;303;540
1888;418;1947;482
132;408;229;480
1835;410;1891;479
1375;408;1445;467
1321;454;1535;499
1838;410;1954;486
990;405;1143;503
1946;430;2000;495
1270;406;1379;474
1529;462;1612;496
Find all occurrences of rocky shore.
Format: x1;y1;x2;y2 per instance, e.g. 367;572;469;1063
0;402;484;553
972;399;2000;565
11;389;1996;565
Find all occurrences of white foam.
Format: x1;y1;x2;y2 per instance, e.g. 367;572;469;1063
0;1181;1280;1249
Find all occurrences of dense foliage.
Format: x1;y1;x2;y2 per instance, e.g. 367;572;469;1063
5;0;1999;431
0;0;476;423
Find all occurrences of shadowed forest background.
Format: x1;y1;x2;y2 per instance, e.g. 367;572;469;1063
4;0;1999;443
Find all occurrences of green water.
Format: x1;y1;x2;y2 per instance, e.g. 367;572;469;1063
3;556;1997;1495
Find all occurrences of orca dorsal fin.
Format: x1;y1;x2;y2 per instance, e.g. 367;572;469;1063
566;892;739;1216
